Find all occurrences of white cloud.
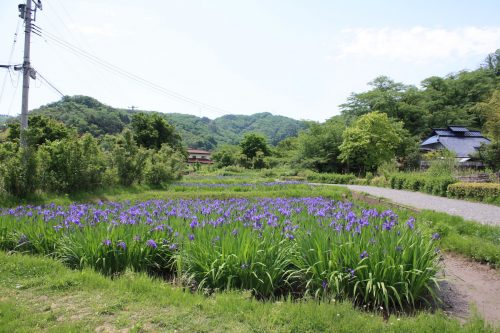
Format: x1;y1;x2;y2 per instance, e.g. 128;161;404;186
337;26;500;62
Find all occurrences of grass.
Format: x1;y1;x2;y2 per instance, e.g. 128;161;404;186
0;179;349;208
1;174;500;330
0;252;496;333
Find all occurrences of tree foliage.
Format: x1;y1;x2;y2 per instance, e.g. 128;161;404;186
339;112;403;174
293;116;345;172
7;115;72;146
131;113;183;151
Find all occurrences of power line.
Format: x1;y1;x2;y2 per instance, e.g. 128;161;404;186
0;18;22;106
36;71;64;97
35;27;231;116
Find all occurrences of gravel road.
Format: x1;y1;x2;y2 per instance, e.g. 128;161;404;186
342;185;500;225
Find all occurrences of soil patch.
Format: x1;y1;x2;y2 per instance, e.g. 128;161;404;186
440;253;500;325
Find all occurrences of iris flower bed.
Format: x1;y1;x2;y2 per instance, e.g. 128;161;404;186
0;197;440;312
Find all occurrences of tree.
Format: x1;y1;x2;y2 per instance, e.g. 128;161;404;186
37;134;107;193
7;115;73;146
144;144;186;187
131;113;183;151
239;133;271;169
112;129;149;186
340;76;428;137
239;133;270;159
293;116;345;172
212;144;243;168
339;112;403;174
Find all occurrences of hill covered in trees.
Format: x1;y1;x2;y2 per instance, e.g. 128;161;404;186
22;96;307;149
0;115;12;127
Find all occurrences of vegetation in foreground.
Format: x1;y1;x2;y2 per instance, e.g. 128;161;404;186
0;252;496;333
0;188;440;312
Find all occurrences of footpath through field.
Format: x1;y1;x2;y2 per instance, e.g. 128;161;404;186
334;185;500;225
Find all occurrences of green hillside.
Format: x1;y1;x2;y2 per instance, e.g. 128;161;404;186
25;96;307;149
0;115;12;126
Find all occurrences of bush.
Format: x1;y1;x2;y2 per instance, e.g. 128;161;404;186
304;171;357;184
0;146;38;197
112;130;148;186
388;173;456;196
370;176;389;187
37;134;107;193
144;144;185;187
448;182;500;204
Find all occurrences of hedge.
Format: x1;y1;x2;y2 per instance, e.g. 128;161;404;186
304;171;357;184
447;182;500;204
388;173;456;197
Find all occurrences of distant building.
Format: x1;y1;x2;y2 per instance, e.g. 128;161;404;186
187;148;213;164
420;125;491;165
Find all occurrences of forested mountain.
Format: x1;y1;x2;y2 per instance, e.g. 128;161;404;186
21;96;307;149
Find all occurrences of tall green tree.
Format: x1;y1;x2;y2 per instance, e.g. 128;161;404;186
239;133;271;169
293;116;345;172
339;112;403;174
131;113;183;151
7;115;73;146
112;129;149;186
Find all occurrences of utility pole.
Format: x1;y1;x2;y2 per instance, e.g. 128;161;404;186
19;0;42;147
20;0;32;147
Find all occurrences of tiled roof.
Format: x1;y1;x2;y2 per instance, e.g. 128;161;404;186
187;149;211;154
421;126;491;157
448;126;469;132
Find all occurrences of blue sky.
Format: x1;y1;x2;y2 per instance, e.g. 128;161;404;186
0;0;499;121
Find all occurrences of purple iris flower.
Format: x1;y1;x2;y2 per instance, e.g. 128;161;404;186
146;239;157;249
406;217;415;230
117;241;126;250
188;234;195;241
322;280;328;290
431;233;440;240
360;251;368;259
102;239;112;246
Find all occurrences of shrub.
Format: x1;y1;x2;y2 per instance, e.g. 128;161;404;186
447;182;500;204
112;130;149;186
304;171;357;184
144;144;185;187
37;134;107;193
387;173;456;196
0;146;38;197
370;176;389;187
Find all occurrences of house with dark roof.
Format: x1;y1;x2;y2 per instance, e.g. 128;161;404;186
420;126;491;163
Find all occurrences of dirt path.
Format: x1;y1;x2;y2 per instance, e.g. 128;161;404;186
439;254;500;325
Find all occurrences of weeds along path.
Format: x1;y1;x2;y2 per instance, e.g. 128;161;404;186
338;185;500;225
439;253;500;325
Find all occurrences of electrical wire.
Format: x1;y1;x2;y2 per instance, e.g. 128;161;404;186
36;27;231;116
42;0;114;93
7;71;22;115
0;18;22;107
36;70;64;97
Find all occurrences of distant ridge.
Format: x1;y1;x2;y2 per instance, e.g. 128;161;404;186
23;96;307;149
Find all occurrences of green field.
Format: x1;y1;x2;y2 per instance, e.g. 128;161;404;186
1;176;499;332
